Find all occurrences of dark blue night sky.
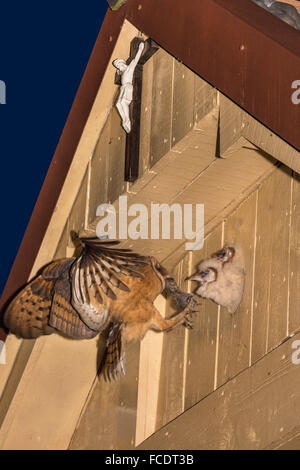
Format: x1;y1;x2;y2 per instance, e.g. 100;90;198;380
0;2;108;295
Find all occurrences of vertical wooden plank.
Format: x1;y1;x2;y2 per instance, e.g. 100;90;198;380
135;295;166;445
267;167;292;351
69;375;120;450
289;173;300;334
217;192;257;386
69;340;140;450
69;329;121;449
194;75;217;123
252;167;292;363
150;49;174;167
116;341;140;449
172;61;195;146
107;107;126;204
155;255;190;429
251;180;274;363
139;58;154;177
184;225;222;410
88;117;110;224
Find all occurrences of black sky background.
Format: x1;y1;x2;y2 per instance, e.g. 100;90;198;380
0;1;108;295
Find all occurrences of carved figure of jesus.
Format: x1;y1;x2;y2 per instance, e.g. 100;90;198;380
113;41;145;133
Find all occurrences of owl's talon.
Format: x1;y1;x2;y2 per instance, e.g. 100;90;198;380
185;296;200;312
183;317;193;329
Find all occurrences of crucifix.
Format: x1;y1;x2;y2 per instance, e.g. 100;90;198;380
113;37;158;182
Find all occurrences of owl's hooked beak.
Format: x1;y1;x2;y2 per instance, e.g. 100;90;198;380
185;273;203;282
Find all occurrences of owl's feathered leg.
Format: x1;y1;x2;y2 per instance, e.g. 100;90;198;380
155;261;196;311
150;297;197;333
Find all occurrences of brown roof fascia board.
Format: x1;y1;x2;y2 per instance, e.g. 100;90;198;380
1;0;299;342
125;0;300;150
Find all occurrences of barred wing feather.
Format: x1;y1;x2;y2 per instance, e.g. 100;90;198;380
70;237;149;331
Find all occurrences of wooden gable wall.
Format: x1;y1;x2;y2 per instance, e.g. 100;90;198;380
0;32;299;450
70;48;300;449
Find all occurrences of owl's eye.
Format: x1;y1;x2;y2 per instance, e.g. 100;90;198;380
200;270;209;277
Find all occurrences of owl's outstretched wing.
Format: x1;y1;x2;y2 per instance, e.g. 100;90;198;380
3;275;55;339
4;237;151;340
49;291;98;339
4;258;98;339
47;258;98;339
71;237;149;330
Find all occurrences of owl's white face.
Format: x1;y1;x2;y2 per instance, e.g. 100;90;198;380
188;267;217;286
193;267;218;299
213;245;235;264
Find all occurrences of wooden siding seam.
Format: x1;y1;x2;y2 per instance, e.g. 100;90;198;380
181;252;192;412
170;58;175;150
249;190;259;366
287;173;294;336
264;196;274;355
213;220;225;389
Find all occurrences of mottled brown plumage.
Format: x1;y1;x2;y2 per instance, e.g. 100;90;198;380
4;237;197;379
4;276;55;339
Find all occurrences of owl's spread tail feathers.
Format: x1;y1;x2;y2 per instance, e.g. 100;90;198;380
100;320;125;381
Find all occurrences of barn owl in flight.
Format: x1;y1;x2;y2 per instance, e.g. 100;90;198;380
4;236;198;380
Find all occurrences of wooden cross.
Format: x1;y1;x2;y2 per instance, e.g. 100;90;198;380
115;37;158;182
